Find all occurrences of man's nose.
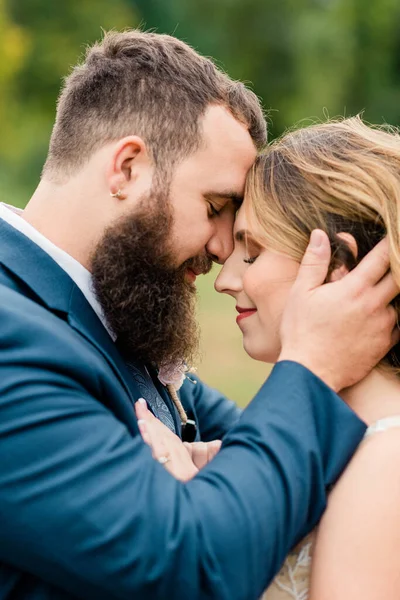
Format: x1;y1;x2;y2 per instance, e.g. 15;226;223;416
206;216;235;265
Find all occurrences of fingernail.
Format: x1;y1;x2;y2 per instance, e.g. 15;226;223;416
310;230;323;249
137;419;146;430
138;397;147;406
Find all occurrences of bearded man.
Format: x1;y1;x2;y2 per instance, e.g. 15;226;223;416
0;30;396;600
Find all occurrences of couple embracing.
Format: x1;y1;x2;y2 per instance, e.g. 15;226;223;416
0;29;399;600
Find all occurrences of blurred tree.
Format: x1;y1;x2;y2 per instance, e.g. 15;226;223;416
132;0;400;136
1;0;139;204
0;0;30;173
1;0;399;199
344;0;400;124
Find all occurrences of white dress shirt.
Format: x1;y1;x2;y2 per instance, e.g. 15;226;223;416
0;202;113;338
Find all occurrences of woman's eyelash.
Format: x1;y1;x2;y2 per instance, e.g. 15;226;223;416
243;256;257;264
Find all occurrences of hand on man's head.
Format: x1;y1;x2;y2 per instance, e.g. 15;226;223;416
279;230;399;392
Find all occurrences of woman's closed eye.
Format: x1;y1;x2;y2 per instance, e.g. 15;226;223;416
243;241;261;264
243;255;258;264
234;229;261;264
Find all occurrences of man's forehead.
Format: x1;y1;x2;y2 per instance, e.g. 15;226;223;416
172;106;256;196
201;105;257;164
200;109;256;200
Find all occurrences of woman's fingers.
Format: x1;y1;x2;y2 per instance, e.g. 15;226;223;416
135;398;174;455
137;418;152;445
207;439;222;461
138;417;171;462
135;400;221;480
135;399;198;481
375;271;400;305
348;237;391;289
135;397;152;421
189;442;209;470
293;229;331;292
187;440;222;469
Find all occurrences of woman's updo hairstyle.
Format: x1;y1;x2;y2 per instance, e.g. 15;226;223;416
245;115;400;371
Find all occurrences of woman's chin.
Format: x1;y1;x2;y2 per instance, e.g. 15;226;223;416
243;338;278;364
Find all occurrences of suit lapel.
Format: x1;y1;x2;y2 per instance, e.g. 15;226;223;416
0;218;75;312
0;220;135;405
67;291;182;435
66;286;141;404
147;364;182;434
0;219;182;433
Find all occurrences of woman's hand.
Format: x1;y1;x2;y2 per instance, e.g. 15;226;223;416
279;233;399;391
135;399;221;481
184;438;222;469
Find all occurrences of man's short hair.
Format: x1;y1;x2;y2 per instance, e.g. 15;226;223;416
43;29;267;180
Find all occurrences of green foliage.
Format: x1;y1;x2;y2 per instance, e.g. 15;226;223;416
1;0;139;203
133;0;400;136
2;0;399;197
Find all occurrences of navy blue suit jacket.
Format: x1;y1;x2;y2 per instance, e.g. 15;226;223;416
0;220;366;599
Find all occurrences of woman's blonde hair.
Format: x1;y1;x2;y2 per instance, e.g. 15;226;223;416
245;115;400;369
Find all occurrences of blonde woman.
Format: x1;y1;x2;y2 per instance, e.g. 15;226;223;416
214;115;400;600
138;115;400;599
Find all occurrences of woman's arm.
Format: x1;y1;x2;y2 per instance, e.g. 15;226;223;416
310;428;400;600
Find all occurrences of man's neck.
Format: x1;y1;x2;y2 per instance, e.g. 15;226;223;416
340;366;400;425
22;178;98;271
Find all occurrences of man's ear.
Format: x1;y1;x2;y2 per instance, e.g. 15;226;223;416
107;136;152;200
329;232;358;282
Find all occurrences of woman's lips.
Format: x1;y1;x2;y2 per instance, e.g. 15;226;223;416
236;307;257;324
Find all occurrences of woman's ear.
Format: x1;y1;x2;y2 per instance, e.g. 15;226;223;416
328;232;358;282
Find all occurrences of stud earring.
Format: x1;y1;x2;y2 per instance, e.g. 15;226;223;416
110;189;124;199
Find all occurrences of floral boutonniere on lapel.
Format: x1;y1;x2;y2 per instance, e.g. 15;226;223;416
158;361;196;391
157;361;187;391
158;361;198;442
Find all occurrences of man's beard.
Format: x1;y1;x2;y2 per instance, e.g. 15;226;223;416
91;190;212;370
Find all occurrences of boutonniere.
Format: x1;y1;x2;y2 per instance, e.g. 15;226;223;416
157;361;196;391
157;361;198;443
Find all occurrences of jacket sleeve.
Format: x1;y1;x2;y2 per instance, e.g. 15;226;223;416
179;374;242;441
0;292;366;600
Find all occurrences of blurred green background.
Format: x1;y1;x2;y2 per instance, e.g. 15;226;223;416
1;0;399;406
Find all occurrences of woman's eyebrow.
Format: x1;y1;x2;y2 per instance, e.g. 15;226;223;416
235;229;251;243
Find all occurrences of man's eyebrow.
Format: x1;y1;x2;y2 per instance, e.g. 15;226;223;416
204;192;244;207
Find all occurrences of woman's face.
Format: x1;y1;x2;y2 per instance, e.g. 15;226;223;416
215;205;300;363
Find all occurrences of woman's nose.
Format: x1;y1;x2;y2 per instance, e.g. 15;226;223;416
214;255;243;295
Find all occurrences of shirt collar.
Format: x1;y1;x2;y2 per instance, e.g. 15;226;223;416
0;202;115;339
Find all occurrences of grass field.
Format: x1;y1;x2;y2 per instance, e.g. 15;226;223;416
196;266;270;408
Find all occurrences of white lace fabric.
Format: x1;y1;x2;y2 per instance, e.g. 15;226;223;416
262;534;313;600
261;416;400;600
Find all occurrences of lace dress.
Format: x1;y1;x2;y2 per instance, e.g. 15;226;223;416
261;416;400;600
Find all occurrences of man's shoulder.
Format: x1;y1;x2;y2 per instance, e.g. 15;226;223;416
0;281;66;331
0;282;90;362
0;281;124;401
